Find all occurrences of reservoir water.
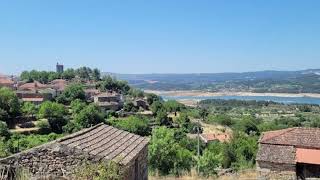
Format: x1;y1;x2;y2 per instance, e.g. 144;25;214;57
162;95;320;105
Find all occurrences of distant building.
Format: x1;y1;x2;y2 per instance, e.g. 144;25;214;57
256;127;320;179
0;123;149;180
200;133;230;144
94;92;124;111
56;62;64;73
0;75;14;89
133;99;149;110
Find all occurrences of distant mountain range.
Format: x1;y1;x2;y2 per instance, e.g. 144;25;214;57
108;69;320;93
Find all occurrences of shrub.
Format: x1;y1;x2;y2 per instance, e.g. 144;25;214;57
36;120;51;134
109;116;151;136
74;161;122;180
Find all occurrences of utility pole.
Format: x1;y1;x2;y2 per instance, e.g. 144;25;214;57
197;116;200;175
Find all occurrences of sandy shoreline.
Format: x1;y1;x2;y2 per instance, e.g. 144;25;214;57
145;90;320;98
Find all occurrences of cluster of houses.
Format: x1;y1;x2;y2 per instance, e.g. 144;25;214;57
0;74;148;113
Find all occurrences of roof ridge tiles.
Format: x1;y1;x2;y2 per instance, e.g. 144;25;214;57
259;128;296;143
57;123;104;143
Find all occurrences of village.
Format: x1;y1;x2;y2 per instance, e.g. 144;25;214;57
0;64;319;179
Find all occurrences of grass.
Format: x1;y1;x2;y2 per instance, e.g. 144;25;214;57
149;169;257;180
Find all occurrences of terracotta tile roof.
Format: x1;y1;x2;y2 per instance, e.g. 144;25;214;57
256;144;296;164
18;81;48;90
58;123;149;165
200;133;230;143
50;79;67;90
259;127;320;149
0;76;14;85
296;148;320;165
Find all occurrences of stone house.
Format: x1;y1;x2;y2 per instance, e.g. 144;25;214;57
133;99;149;110
16;90;53;105
0;123;149;180
256;127;320;179
94;92;124;111
50;79;67;96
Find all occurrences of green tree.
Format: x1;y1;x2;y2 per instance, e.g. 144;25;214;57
56;83;85;104
199;142;223;177
37;102;67;133
21;102;37;119
148;127;194;176
74;104;104;128
70;99;87;116
164;100;184;116
234;116;260;135
0;88;20;122
146;93;162;105
0;121;10;139
76;67;92;80
150;101;164;115
92;68;101;81
155;108;172;126
109;116;151;136
61;68;76;80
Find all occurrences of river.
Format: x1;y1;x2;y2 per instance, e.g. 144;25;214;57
162;95;320;105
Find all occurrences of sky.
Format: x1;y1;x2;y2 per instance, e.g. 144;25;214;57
0;0;320;75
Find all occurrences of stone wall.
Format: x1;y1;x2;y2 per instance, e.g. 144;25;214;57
0;142;148;180
123;146;148;180
0;142;95;179
257;161;297;180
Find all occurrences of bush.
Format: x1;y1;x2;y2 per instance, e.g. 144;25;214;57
37;101;67;133
0;121;10;138
36;120;51;134
74;161;122;180
199;142;223;177
74;104;104;128
109;116;151;136
148;127;194;176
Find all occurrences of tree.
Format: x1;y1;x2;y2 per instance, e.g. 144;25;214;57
164;100;184;116
235;116;260;135
98;75;130;94
92;68;101;81
146;93;162;105
74;104;104;128
37;102;67;133
76;67;92;80
21;102;37;119
199;142;223;177
109;116;151;136
0;121;10;139
56;83;85;104
61;68;76;80
70;99;87;116
150;101;164;115
155;108;172;126
0;88;20;122
148;127;194;176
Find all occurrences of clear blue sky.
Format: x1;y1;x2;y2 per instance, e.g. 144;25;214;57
1;0;320;75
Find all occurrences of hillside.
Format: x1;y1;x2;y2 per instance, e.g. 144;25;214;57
108;69;320;93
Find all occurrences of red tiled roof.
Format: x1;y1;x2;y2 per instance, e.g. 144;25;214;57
200;133;230;143
0;77;14;85
296;148;320;165
260;127;320;149
18;81;48;90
